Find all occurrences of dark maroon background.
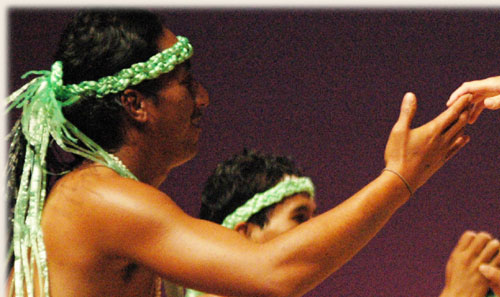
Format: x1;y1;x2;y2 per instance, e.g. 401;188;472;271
8;8;500;297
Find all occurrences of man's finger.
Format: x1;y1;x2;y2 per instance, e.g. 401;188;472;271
436;94;471;132
395;92;417;129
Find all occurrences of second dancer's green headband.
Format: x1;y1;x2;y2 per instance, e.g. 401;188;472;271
221;175;315;229
7;36;192;297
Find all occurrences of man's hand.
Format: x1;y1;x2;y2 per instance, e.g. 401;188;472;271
384;92;471;192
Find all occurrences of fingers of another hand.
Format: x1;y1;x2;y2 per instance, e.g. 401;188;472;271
468;94;500;123
448;85;471;106
446;80;482;106
469;232;494;256
479;264;500;296
469;102;486;124
444;134;470;162
491;251;500;267
484;94;500;110
479;265;500;283
456;230;478;252
441;97;470;160
438;94;471;134
478;239;500;263
442;108;469;143
448;77;500;106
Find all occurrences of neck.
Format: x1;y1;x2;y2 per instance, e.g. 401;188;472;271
114;122;197;187
114;144;171;188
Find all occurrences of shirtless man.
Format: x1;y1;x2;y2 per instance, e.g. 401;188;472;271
7;9;473;297
185;150;499;297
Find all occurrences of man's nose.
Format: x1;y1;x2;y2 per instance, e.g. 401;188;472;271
195;83;209;108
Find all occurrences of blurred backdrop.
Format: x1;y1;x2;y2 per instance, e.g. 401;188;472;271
7;7;500;297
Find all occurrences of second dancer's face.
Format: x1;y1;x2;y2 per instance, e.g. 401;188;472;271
245;193;316;243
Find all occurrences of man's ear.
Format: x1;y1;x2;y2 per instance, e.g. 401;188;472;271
234;222;250;237
120;89;149;123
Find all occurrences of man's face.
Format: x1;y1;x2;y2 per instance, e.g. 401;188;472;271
246;193;316;243
145;29;209;167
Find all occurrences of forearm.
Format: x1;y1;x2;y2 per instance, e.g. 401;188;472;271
263;170;410;297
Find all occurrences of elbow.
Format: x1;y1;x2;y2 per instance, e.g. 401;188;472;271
254;274;301;297
244;247;309;297
223;268;294;297
256;285;290;297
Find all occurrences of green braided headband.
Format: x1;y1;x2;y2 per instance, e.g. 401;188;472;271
185;175;315;297
8;36;192;109
6;36;192;297
221;175;315;229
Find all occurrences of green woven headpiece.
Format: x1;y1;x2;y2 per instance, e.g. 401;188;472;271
185;175;315;297
6;36;193;297
221;175;315;229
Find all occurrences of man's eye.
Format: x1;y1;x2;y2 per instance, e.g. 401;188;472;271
293;214;309;224
182;75;197;97
182;75;191;84
181;77;192;88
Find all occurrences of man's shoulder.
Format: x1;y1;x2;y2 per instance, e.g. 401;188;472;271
50;164;157;199
45;165;169;228
43;164;177;252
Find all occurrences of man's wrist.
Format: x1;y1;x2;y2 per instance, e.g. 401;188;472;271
381;168;413;196
378;170;412;205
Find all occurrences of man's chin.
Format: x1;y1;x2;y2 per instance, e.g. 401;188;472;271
172;143;199;168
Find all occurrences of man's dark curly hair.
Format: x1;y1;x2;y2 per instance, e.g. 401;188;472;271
9;8;166;211
7;9;167;265
199;149;303;228
56;9;165;155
